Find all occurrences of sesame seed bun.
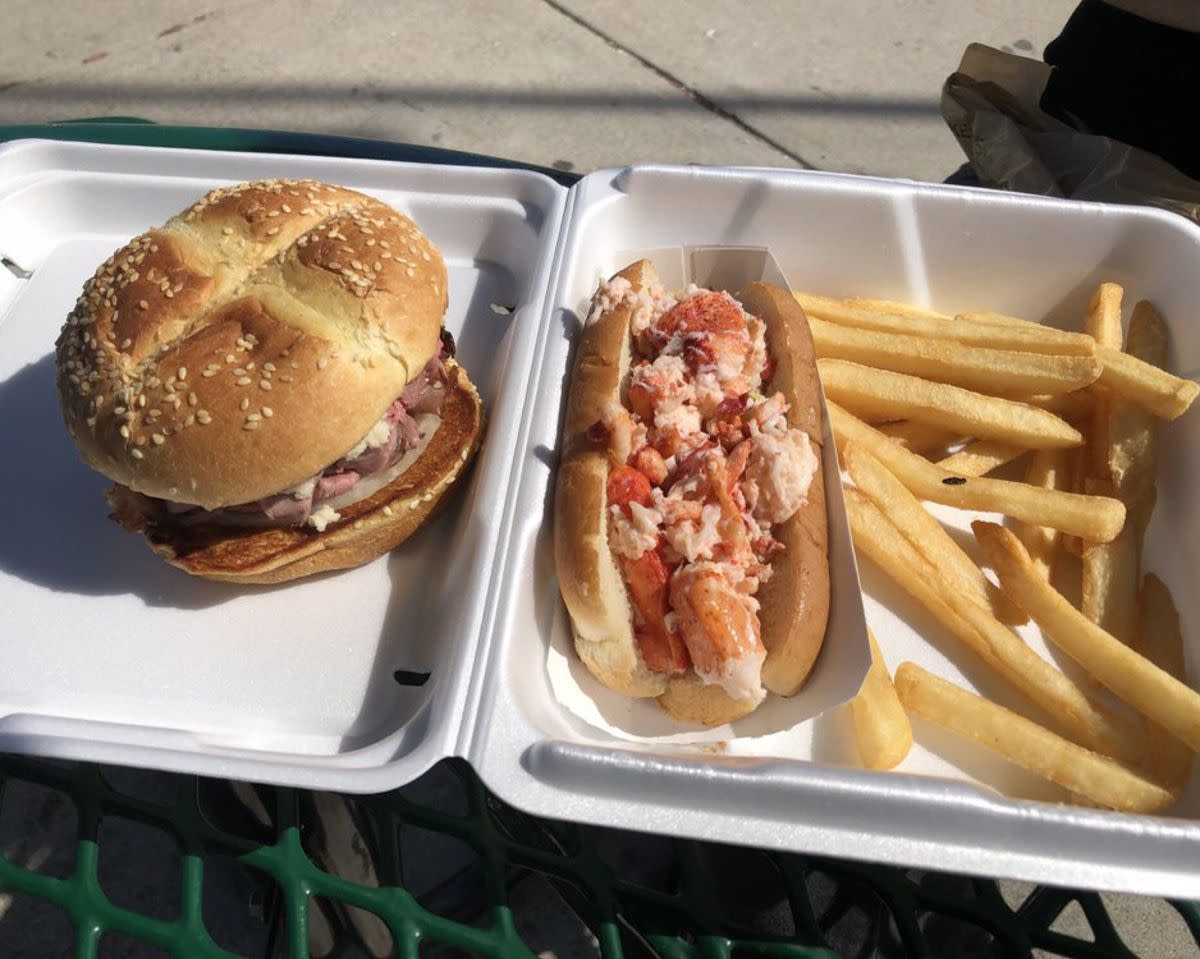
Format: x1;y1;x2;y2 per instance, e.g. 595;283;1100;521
56;179;451;509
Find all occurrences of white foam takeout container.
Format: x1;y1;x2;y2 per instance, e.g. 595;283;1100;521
1;141;1198;896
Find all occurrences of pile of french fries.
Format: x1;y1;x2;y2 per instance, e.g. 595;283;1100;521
802;287;1200;812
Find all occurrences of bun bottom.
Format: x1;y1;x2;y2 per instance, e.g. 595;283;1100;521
657;678;762;726
109;365;484;584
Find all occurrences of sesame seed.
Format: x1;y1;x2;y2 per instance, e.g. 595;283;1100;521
185;414;195;427
268;210;280;218
188;392;198;406
234;368;246;376
138;300;149;310
279;375;293;383
317;357;328;370
373;261;382;272
259;379;272;391
382;505;393;516
240;397;250;411
281;204;291;213
202;369;217;377
225;354;236;364
244;420;259;431
196;410;212;424
351;259;363;270
262;406;273;417
236;376;252;386
328;262;341;271
267;226;279;236
246;412;261;422
246;361;255;371
353;520;364;530
120;338;132;349
222;226;233;235
164;289;174;299
263;362;276;372
119;425;130;439
178;367;187;381
131;448;144;460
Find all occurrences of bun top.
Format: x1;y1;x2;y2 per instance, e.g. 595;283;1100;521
56;179;448;509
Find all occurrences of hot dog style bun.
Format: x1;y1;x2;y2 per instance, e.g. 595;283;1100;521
555;260;830;725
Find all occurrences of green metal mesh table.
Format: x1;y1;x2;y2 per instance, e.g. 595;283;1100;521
3;755;1198;958
1;122;1198;959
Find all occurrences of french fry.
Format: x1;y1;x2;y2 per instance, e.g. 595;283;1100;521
843;297;952;322
850;630;913;770
1081;479;1142;649
1062;445;1089;558
875;420;961;455
1085;283;1125;351
936;439;1024;478
1022;390;1095;422
1138;575;1194;796
957;310;1049;331
808;317;1102;395
975;522;1200;753
1017;448;1070;579
828;402;1126;542
1108;302;1166;504
1095;347;1199;420
818;360;1082;449
795;292;1097;355
894;663;1172;813
844;491;1141;761
1085;283;1123;478
844;443;1025;625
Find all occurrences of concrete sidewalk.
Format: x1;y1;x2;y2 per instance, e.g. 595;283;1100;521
5;0;1070;181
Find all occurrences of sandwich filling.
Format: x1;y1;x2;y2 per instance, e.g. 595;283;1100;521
588;279;819;704
133;333;456;533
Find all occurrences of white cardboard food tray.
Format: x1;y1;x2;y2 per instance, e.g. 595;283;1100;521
1;142;1199;897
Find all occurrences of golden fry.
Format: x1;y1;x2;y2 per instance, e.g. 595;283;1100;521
851;630;914;770
875;420;961;455
808;317;1101;395
1096;346;1199;420
1081;479;1142;649
1085;283;1124;351
1017;448;1070;579
894;663;1172;813
936;440;1024;478
1108;302;1166;504
795;292;1096;355
842;297;952;322
975;522;1200;754
844;491;1140;761
819;360;1082;449
845;443;1025;625
1138;575;1194;796
1021;390;1096;422
828;402;1126;541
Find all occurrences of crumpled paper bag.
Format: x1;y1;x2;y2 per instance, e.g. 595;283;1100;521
942;43;1200;225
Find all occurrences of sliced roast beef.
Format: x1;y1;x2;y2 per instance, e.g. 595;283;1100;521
314;470;359;503
147;338;454;528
